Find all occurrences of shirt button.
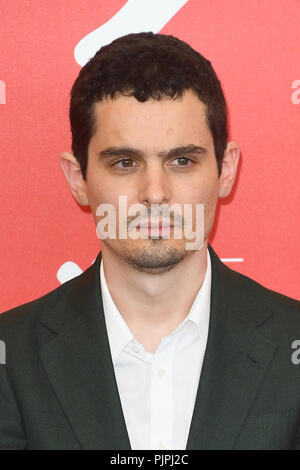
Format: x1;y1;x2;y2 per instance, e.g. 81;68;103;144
158;368;165;377
133;345;140;354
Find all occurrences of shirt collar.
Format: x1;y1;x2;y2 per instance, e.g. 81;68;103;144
100;249;212;362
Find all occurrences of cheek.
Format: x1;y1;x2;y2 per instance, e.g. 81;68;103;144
86;176;112;204
188;177;219;205
85;182;112;225
193;182;219;225
202;191;219;234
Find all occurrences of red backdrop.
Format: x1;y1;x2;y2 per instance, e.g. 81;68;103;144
1;0;299;313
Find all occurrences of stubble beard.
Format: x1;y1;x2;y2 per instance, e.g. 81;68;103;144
105;237;188;274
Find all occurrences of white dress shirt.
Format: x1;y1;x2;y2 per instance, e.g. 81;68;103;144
100;249;212;450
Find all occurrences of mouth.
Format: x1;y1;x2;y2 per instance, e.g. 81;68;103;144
136;222;175;238
138;222;174;229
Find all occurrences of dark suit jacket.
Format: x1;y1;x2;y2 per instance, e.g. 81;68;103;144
0;244;300;450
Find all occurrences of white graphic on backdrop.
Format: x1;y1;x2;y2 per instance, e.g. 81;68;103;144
74;0;189;66
56;261;86;284
56;259;95;284
291;80;300;104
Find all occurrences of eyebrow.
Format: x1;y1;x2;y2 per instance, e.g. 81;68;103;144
98;144;207;160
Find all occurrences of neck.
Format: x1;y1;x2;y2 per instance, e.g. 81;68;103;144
101;242;209;352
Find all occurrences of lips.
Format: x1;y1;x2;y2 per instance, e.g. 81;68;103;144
138;221;174;229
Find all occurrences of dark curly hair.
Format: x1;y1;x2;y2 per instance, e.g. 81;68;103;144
70;32;228;180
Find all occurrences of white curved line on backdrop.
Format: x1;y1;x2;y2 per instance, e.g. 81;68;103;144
56;261;83;284
74;0;189;66
56;259;96;284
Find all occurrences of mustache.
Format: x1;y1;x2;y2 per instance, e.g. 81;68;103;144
127;210;183;227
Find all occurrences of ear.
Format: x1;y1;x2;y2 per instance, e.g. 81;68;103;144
60;151;89;206
218;141;240;198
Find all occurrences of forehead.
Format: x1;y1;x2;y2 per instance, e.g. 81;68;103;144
90;89;212;149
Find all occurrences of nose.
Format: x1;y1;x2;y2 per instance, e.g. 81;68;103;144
138;163;172;208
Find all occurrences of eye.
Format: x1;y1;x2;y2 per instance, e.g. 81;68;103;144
112;158;137;169
171;157;194;167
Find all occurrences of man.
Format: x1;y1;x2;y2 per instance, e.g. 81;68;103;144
0;32;299;450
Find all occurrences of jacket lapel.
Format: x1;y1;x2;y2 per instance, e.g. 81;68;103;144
186;245;277;449
38;251;131;450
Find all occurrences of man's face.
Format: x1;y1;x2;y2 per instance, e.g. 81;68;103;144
76;89;236;273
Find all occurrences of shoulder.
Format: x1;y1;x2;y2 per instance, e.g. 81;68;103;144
234;267;299;311
208;245;300;333
0;274;76;332
0;253;100;350
221;262;300;336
